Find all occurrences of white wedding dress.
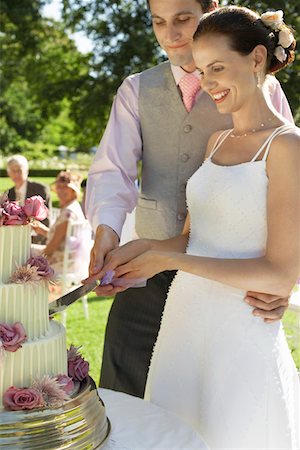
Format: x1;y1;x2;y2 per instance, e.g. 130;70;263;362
145;125;300;449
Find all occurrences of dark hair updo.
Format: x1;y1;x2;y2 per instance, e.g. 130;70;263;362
193;6;296;74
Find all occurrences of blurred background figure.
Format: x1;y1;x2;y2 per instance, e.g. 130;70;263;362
6;154;51;243
80;178;87;218
6;155;51;228
31;170;85;274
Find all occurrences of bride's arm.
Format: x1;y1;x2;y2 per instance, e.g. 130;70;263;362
93;214;190;280
115;132;300;297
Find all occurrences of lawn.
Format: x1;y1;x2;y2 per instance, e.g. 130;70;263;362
1;176;299;380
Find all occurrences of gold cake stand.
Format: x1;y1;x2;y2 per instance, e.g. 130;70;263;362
0;377;110;449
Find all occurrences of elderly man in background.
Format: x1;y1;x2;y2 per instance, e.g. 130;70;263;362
6;155;51;227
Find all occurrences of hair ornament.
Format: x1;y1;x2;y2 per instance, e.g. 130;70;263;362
260;10;293;63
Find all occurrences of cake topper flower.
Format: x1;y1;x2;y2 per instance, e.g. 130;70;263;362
23;196;48;221
0;195;48;226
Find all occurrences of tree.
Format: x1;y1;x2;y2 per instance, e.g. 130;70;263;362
62;0;299;131
0;0;93;154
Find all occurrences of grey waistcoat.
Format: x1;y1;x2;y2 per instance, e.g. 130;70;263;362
136;61;232;240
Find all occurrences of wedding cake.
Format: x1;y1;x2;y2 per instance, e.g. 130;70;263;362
0;196;109;448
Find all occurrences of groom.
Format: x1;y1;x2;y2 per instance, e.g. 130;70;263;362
86;0;293;398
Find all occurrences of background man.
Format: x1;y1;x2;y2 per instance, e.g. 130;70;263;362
7;155;51;230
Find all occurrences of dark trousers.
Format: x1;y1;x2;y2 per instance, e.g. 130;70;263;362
100;271;176;398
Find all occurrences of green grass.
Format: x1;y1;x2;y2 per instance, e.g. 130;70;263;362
55;292;113;384
2;176;299;376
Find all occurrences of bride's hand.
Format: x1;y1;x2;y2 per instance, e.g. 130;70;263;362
114;250;174;280
97;239;153;280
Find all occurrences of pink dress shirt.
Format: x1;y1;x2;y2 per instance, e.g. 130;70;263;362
86;65;294;236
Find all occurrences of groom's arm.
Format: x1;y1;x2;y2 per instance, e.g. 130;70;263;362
244;292;289;323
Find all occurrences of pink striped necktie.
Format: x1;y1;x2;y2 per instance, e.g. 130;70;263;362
179;73;200;112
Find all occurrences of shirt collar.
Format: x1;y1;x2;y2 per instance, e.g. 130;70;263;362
171;64;201;86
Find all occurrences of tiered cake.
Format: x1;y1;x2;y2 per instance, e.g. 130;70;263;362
0;203;109;449
0;225;67;405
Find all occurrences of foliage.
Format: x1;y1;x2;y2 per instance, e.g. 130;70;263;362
62;0;299;126
0;0;299;158
0;0;93;154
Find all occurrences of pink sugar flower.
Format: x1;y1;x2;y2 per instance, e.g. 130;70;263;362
26;256;55;281
23;195;48;221
3;386;44;411
0;322;27;352
67;345;89;382
56;374;75;395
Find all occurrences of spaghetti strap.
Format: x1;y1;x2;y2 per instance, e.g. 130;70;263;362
208;129;233;159
251;124;295;162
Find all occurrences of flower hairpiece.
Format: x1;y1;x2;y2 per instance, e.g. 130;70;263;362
260;10;293;63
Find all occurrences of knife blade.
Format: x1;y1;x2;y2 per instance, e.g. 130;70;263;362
49;280;100;316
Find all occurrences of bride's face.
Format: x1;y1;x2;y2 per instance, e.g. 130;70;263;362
192;34;258;114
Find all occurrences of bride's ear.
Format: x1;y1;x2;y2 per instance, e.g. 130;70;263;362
252;45;267;73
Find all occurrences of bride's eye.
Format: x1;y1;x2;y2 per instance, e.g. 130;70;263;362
212;66;224;73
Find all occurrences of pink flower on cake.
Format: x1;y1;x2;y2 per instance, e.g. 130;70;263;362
0;207;9;226
56;374;75;395
26;256;55;281
3;386;44;411
67;345;89;381
32;375;71;408
23;195;48;221
9;264;41;285
0;322;27;352
2;201;27;225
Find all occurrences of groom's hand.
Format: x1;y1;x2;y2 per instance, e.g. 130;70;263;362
85;224;122;297
245;291;289;323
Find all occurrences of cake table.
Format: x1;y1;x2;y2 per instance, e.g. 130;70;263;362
99;389;208;450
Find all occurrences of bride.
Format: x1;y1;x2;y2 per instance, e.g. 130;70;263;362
98;7;300;448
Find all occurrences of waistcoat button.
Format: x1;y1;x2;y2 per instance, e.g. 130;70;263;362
177;213;186;221
181;153;190;162
184;124;192;133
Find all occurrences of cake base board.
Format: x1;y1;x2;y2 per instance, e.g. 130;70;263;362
0;376;110;449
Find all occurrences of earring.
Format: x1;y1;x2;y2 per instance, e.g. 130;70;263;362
256;71;263;88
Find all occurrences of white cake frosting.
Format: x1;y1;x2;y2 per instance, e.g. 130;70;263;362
0;283;49;339
0;225;31;284
0;224;68;409
0;321;67;408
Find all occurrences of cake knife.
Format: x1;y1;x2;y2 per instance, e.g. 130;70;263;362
49;280;100;316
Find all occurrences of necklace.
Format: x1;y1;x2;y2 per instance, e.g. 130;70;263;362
230;118;274;139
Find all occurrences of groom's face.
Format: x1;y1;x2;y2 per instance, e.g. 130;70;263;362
149;0;205;70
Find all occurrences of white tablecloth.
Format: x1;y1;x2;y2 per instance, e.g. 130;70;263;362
99;389;208;450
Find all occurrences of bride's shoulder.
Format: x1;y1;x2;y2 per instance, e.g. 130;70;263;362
269;125;300;163
206;129;231;156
